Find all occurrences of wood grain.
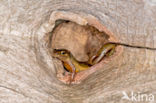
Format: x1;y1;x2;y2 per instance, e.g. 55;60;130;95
0;0;156;103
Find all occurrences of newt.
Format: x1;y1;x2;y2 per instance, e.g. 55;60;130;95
52;42;156;82
52;49;91;82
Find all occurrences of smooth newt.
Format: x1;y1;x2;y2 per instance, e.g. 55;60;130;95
52;42;156;82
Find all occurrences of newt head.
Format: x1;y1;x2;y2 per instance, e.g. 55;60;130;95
52;49;71;62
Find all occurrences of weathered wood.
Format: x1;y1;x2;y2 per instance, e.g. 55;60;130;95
0;0;156;103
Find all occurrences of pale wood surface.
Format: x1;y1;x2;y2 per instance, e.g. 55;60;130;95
0;0;156;103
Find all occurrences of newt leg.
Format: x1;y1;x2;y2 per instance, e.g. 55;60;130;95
68;60;76;84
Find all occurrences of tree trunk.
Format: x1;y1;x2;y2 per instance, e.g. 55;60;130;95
0;0;156;103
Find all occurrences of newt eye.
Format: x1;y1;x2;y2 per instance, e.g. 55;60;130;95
60;51;66;55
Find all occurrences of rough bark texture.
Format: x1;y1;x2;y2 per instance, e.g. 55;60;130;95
0;0;156;103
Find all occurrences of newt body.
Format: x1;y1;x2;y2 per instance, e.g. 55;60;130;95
88;43;116;65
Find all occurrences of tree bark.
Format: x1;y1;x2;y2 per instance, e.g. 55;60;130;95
0;0;156;103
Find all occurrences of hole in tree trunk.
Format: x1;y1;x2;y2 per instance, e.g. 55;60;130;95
44;12;122;84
